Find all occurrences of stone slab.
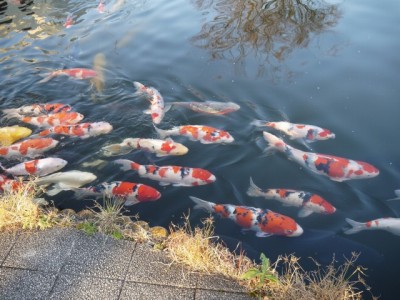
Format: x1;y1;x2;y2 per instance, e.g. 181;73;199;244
0;231;19;264
196;274;248;293
196;289;253;300
120;281;195;300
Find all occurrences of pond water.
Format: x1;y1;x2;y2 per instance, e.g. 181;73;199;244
1;0;399;298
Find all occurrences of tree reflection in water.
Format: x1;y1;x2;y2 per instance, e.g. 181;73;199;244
191;0;341;78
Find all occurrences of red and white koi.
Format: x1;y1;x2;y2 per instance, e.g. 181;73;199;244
0;138;59;159
64;15;74;28
154;124;234;144
168;101;240;115
190;196;303;237
133;81;165;124
101;137;188;157
247;177;336;218
38;68;98;83
97;0;105;13
252;120;335;142
0;158;67;177
38;122;113;139
68;181;161;206
262;132;379;182
114;159;216;187
344;217;400;236
6;111;84;128
0;175;23;193
2;103;72;117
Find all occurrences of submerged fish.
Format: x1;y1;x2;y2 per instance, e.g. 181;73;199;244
386;189;400;201
38;122;113;139
101;138;188;157
114;159;216;187
262;132;379;182
5;111;84;128
167;101;240;115
64;14;74;28
0;138;58;159
66;181;161;206
190;196;303;237
154;124;234;144
252;120;335;142
0;126;32;146
344;217;400;236
247;177;336;218
2;103;72;117
91;53;106;93
133;81;165;124
38;68;98;83
0;157;67;177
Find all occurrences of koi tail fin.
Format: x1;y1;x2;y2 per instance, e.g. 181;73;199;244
38;72;55;83
189;196;214;213
0;111;22;122
250;120;268;127
247;177;265;198
153;124;168;139
45;182;77;196
262;131;288;153
114;159;139;172
133;81;146;96
343;218;365;235
386;189;400;201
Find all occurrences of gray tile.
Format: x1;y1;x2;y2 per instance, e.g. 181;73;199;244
61;231;135;279
49;274;122;300
0;231;19;264
120;281;195;300
196;274;248;293
126;243;198;288
2;228;79;272
196;289;253;300
0;267;56;300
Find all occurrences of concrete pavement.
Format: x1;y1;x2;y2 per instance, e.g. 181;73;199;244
0;228;253;299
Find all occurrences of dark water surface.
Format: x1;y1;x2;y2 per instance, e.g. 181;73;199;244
1;0;399;298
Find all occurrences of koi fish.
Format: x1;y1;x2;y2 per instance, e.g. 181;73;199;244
0;138;58;159
167;101;240;115
66;181;161;206
37;122;113;139
0;175;23;193
64;15;74;28
344;217;400;236
114;159;216;187
247;177;336;218
97;0;105;13
252;120;335;142
262;132;379;182
5;111;84;128
2;103;72;117
0;126;32;146
38;68;98;83
133;81;165;124
0;158;67;177
189;196;303;237
154;124;234;144
101;137;188;157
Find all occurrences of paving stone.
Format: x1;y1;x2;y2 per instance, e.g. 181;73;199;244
49;274;122;300
61;231;135;279
0;231;19;264
2;228;80;272
0;267;56;300
196;289;253;300
120;282;195;300
196;274;248;293
126;243;198;288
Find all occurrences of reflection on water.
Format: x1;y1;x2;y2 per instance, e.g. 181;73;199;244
191;0;341;77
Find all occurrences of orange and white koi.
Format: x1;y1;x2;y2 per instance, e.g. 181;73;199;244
101;138;188;157
68;181;161;206
247;177;336;218
0;175;23;193
168;101;240;115
2;103;72;117
0;138;59;159
344;217;400;236
154;124;234;144
0;158;67;177
6;111;84;128
262;132;379;182
114;159;216;187
190;196;303;237
133;81;165;124
252;120;335;142
38;122;113;139
38;68;98;83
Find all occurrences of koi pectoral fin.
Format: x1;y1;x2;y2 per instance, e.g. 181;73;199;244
255;231;273;238
298;207;314;218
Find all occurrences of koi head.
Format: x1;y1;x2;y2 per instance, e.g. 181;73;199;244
305;195;336;215
350;161;380;180
191;168;216;185
317;129;335;140
163;141;188;156
258;210;303;237
137;184;161;202
89;122;113;136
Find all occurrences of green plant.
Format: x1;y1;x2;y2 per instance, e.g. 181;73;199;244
241;253;278;286
111;230;123;240
77;221;97;235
